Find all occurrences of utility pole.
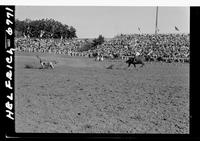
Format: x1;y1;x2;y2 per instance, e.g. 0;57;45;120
155;6;159;35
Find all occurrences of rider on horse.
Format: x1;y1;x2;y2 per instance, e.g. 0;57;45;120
133;49;142;61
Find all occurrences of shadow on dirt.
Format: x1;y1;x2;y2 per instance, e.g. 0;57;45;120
24;64;51;70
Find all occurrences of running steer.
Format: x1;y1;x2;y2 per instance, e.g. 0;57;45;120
125;56;145;68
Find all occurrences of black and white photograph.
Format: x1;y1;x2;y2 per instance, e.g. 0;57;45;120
1;1;194;139
13;6;190;134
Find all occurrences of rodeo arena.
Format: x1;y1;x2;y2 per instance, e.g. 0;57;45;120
15;9;190;134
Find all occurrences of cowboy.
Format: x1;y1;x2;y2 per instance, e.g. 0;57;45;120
135;51;140;57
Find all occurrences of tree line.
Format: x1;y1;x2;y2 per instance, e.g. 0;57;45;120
15;18;77;39
78;35;105;52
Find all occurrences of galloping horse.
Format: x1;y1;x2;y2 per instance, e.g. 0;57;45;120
125;55;145;68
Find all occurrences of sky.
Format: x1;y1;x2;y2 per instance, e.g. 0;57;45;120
15;6;190;38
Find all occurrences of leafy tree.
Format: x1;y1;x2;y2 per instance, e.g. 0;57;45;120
91;35;105;50
78;35;105;52
15;19;28;37
68;26;77;39
15;18;77;39
93;35;104;46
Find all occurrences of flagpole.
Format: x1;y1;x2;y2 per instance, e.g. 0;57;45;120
155;6;158;35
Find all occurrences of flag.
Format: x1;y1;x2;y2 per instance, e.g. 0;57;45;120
175;26;179;31
138;27;141;32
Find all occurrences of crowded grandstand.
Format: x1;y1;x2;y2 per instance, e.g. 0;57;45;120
15;33;190;63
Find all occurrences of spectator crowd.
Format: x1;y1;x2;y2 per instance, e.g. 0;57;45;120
94;34;189;59
15;33;190;62
15;37;88;56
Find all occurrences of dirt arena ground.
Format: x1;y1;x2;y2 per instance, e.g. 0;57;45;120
15;52;190;134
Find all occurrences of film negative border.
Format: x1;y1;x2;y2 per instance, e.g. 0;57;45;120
1;6;15;138
0;5;198;140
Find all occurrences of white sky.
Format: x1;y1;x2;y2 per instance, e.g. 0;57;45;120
15;6;190;38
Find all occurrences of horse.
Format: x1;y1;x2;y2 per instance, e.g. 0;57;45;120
125;55;145;68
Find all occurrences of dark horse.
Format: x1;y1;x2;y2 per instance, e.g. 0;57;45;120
125;55;145;68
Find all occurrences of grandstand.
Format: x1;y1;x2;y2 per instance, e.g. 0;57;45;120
15;33;190;63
